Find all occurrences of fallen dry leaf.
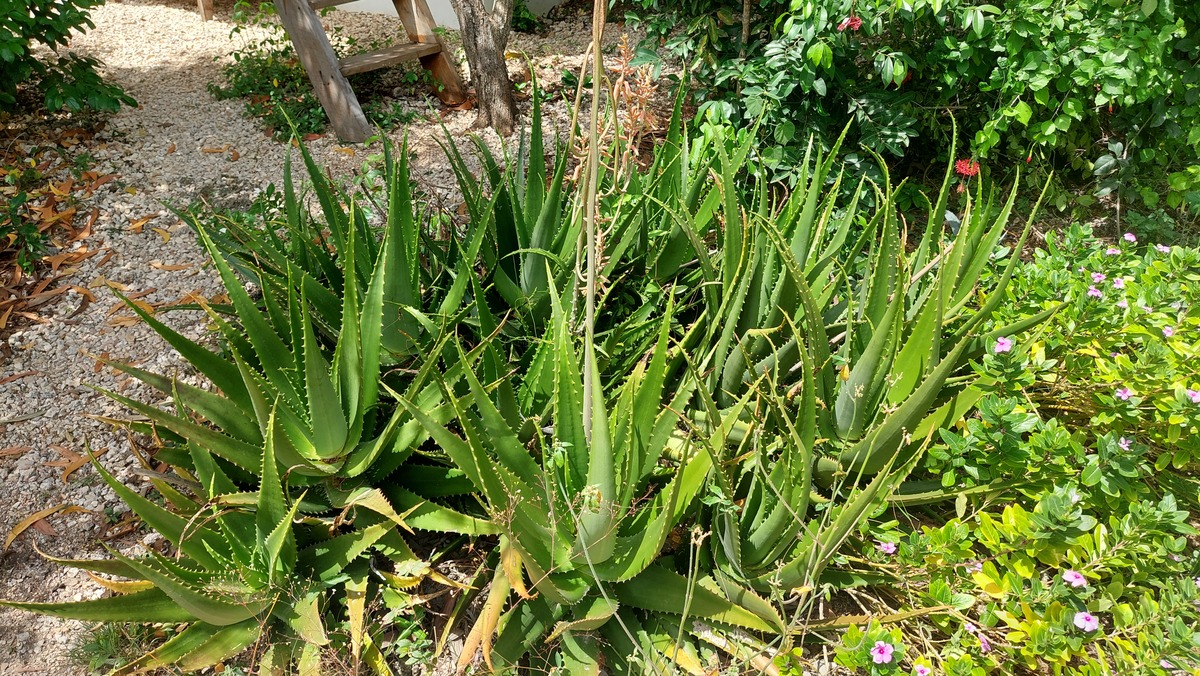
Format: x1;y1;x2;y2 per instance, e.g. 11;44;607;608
229;149;240;161
3;504;90;552
334;147;356;157
0;446;31;458
149;261;191;271
127;215;153;233
202;144;230;154
166;143;176;155
0;371;40;385
45;444;107;483
302;133;322;141
151;227;171;243
124;186;137;195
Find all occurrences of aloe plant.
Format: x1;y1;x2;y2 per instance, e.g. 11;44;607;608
0;138;493;673
401;293;783;673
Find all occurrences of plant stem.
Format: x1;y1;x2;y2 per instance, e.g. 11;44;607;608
582;0;605;443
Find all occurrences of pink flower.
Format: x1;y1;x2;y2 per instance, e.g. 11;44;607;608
1091;272;1106;283
1156;244;1171;253
964;622;978;634
1116;299;1128;308
838;15;863;31
1115;387;1133;400
1163;326;1175;338
877;541;897;555
1062;570;1088;587
1087;286;1103;298
1106;247;1121;255
1124;232;1137;243
978;633;991;653
1186;389;1200;404
871;641;895;664
966;561;982;573
994;336;1014;353
1118;437;1132;451
954;158;981;177
1074;611;1100;632
1112;277;1125;289
915;666;932;676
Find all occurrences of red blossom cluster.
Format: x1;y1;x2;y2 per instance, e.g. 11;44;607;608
837;15;863;31
954;158;980;177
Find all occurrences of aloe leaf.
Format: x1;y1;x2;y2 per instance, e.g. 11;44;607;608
385;486;497;535
112;619;260;675
101;359;261;444
89;452;226;570
195;225;303;412
106;550;268;626
301;296;349;459
299;522;391;582
282;588;329;647
109;290;251;411
0;588;196;623
616;566;774;633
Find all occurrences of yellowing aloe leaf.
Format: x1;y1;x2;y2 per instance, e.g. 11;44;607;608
85;571;154;594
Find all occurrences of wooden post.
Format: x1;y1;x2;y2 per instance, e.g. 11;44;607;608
197;0;215;20
392;0;467;105
272;0;372;142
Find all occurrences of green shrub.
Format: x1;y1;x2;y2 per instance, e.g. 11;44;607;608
0;0;134;112
628;0;1200;210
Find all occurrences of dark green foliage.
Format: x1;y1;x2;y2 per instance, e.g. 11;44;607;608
0;0;135;112
627;0;1200;211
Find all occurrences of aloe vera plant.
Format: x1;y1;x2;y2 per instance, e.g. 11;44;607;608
402;295;781;673
0;138;493;673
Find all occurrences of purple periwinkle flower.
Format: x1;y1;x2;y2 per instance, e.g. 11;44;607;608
1112;277;1125;289
1116;299;1128;308
871;641;895;664
1163;326;1175;338
1115;387;1133;401
964;622;978;634
1087;286;1103;298
915;666;932;676
1091;272;1107;283
1156;244;1171;253
1124;232;1137;242
1074;611;1100;632
978;633;991;653
877;541;897;555
1106;247;1121;255
1118;437;1132;451
1187;389;1200;404
994;336;1014;353
1062;570;1088;587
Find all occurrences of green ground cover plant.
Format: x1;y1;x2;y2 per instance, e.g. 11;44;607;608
773;224;1200;675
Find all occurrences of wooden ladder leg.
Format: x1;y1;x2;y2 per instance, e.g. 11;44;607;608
197;0;215;21
272;0;372;142
392;0;467;106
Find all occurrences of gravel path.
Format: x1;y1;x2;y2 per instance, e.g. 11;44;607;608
0;0;634;672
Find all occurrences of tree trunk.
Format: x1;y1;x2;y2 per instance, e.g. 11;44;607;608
451;0;517;136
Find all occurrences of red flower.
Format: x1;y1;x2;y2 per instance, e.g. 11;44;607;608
838;15;863;31
954;158;980;177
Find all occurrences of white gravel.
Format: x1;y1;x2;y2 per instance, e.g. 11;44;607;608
0;0;645;673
